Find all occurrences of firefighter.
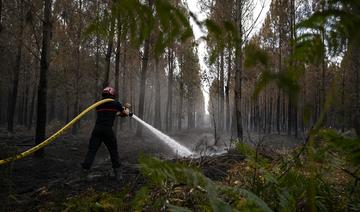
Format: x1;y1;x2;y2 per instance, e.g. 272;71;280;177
81;86;130;180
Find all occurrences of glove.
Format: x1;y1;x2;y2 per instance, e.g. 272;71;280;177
123;108;130;116
118;108;130;117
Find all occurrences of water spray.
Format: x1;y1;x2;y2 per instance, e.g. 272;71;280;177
121;104;192;157
131;115;193;157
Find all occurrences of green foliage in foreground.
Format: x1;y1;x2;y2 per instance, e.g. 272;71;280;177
58;128;359;211
136;155;272;212
62;189;127;212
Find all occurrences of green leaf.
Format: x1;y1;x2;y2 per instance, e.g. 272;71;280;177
168;204;192;212
131;186;150;211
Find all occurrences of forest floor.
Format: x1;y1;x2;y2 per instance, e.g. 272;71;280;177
0;123;303;211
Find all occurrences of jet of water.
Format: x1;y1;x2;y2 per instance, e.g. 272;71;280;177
131;115;193;157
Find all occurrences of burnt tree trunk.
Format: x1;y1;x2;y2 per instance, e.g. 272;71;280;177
72;0;82;135
0;0;3;32
277;4;282;134
154;60;162;129
268;96;273;134
114;20;121;131
178;80;184;130
349;41;360;136
23;55;30;125
234;0;243;140
219;51;225;132
115;23;121;97
103;18;115;87
166;48;174;132
135;0;153;135
28;83;36;130
293;0;298;137
341;68;346;132
226;48;231;132
187;87;195;129
122;40;128;103
136;37;150;135
7;0;24;133
34;0;52;157
94;36;100;100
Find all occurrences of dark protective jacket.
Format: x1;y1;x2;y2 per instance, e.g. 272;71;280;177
95;100;124;127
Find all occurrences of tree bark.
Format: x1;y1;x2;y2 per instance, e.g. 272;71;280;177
23;56;30;125
122;40;127;103
34;0;52;157
277;2;282;134
103;18;115;88
114;19;121;131
166;48;174;132
268;96;273;134
115;23;121;96
349;41;360;136
219;50;225;132
0;0;3;32
234;0;243;140
18;82;25;125
293;0;298;137
94;36;100;100
154;60;162;129
136;37;150;135
72;0;82;135
226;48;231;132
353;4;360;137
178;81;183;130
187;87;195;129
7;0;24;133
341;68;345;132
94;1;100;100
28;84;36;130
288;0;296;136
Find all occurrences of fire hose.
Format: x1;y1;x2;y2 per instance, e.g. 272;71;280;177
0;98;128;166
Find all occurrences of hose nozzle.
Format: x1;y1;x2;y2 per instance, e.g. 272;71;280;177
120;103;133;117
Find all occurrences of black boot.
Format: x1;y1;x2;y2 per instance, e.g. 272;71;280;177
113;168;122;181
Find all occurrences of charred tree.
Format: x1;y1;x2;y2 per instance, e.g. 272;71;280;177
114;20;121;131
234;0;243;140
166;48;174;132
34;0;52;157
178;80;184;130
0;0;2;32
225;48;231;132
7;0;24;133
219;51;225;132
28;83;36;129
72;0;82;135
154;59;162;130
103;18;115;87
136;37;150;135
122;40;128;103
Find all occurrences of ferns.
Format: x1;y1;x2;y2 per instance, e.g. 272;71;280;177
135;155;273;211
58;131;358;211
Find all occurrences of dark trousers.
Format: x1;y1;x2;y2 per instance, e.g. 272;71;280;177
82;126;120;169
